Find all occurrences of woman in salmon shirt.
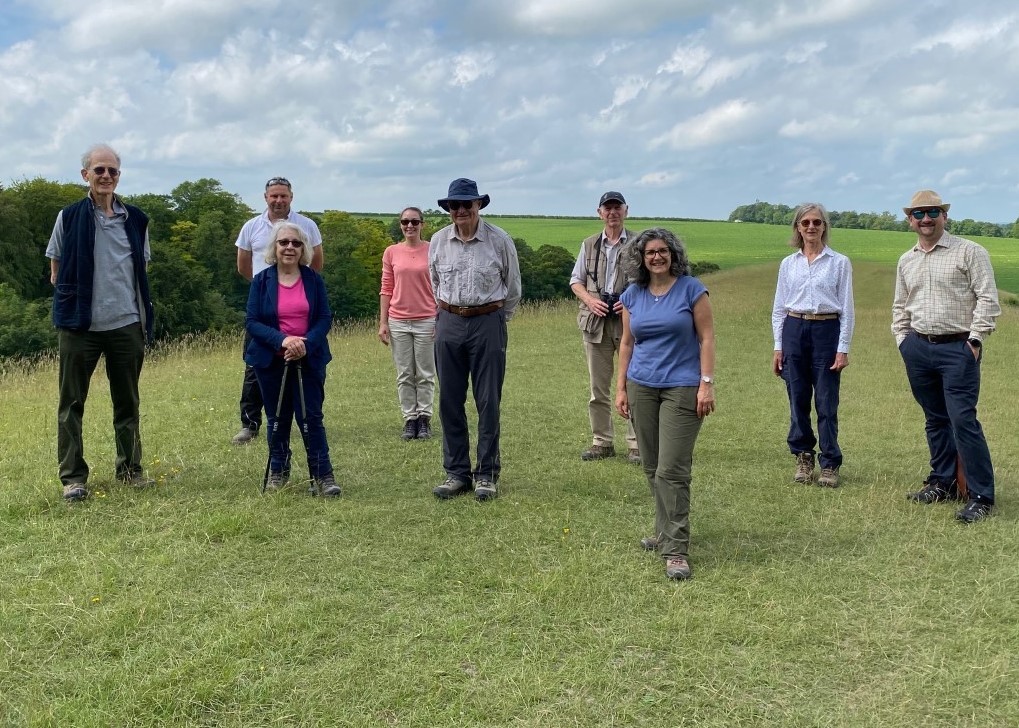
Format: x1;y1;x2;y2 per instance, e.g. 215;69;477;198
378;206;437;440
245;221;339;496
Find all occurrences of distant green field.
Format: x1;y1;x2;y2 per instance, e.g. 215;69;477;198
354;213;1019;294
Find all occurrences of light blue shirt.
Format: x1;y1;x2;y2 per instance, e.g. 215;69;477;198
771;246;855;353
621;276;708;388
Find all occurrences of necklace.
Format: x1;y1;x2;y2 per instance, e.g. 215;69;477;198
649;280;674;302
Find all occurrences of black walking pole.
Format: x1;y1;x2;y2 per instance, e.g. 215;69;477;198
295;361;319;496
261;361;291;494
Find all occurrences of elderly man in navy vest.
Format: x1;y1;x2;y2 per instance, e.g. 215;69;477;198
428;178;521;501
46;144;155;501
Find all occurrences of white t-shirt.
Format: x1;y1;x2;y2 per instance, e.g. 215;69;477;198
235;209;322;277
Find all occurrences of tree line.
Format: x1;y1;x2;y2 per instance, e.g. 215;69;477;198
0;178;578;360
728;201;1019;238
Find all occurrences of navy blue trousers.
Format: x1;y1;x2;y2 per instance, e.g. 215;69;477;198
434;308;507;483
781;316;842;469
899;333;994;503
255;358;333;479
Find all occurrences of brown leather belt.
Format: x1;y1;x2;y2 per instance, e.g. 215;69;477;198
912;329;969;344
439;300;504;317
787;311;839;321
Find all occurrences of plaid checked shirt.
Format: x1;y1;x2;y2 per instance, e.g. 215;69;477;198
892;232;1000;346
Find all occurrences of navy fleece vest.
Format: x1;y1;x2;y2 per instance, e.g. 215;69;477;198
52;196;154;341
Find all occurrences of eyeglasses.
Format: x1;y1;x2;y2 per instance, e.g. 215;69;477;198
799;219;824;228
447;201;474;211
276;239;303;248
92;167;120;177
911;208;943;220
265;176;292;190
644;248;670;259
400;219;423;226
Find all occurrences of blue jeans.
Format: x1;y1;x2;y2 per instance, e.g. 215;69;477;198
899;333;994;502
255;359;333;479
781;316;842;469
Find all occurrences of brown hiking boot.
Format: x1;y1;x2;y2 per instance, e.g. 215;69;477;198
665;557;692;580
817;467;840;488
793;452;815;484
581;444;615;461
626;448;642;465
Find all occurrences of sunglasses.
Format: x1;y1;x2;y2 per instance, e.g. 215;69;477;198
92;166;120;177
276;239;303;248
911;208;943;220
447;201;475;211
400;219;423;226
799;219;824;228
265;176;292;189
644;249;670;259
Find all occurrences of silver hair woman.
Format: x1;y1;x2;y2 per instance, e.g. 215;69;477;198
264;221;313;267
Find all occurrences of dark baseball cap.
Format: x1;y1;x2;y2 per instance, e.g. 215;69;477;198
599;191;626;206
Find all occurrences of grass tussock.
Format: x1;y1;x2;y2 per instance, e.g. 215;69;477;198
1;262;1017;726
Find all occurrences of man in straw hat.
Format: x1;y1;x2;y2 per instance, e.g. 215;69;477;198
428;178;521;502
893;189;1000;523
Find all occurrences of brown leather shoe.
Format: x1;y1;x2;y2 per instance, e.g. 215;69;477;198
581;444;615;461
793;452;815;483
817;467;840;488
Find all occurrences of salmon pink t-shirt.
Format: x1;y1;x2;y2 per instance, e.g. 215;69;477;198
380;243;435;320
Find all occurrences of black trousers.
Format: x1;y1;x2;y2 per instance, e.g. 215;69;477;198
434;308;507;483
239;330;264;432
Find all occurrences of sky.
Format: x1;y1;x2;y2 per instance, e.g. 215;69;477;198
2;0;1018;222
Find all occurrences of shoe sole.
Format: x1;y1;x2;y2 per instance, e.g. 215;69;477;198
475;490;497;502
63;487;88;501
433;486;471;499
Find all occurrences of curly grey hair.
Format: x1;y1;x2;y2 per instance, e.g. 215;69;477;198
624;227;691;286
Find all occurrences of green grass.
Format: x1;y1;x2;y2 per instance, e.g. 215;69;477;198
360;211;1019;295
2;263;1017;726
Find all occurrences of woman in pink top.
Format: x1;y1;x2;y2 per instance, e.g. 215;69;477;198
379;207;436;440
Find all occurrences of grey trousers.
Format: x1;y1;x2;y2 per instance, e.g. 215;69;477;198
434;308;507;483
627;382;703;559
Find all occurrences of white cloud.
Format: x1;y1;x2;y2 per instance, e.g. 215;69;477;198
651;99;758;150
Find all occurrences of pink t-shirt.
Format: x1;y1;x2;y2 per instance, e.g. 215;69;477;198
380;243;435;320
277;277;309;338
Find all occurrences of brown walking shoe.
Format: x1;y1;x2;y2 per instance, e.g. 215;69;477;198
665;557;692;580
626;448;642;465
817;467;840;488
793;452;815;484
581;444;615;461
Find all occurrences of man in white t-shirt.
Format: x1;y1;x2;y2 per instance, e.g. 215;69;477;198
232;176;324;444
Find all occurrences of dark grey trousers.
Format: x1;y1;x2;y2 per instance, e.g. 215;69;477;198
57;323;145;485
434;308;507;483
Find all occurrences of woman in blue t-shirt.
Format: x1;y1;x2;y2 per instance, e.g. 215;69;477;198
615;228;716;581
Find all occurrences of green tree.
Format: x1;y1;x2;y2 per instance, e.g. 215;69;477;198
318;211;392;320
0;283;56;358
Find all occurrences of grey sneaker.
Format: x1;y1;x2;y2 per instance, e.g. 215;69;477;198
817;467;840;488
62;483;88;501
640;535;659;551
314;473;342;497
665;557;692;580
232;426;258;445
432;476;472;499
264;471;286;492
626;448;642;465
794;452;815;483
474;478;498;502
581;444;615;461
120;472;155;488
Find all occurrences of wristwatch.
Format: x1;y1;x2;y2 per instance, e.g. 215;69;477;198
701;375;714;384
967;338;982;348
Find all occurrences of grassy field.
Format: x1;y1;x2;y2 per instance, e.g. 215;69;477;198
2;259;1017;726
359;212;1019;295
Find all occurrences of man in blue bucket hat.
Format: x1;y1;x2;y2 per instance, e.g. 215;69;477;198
428;178;521;502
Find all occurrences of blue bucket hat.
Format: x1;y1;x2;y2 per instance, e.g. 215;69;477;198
438;178;491;212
